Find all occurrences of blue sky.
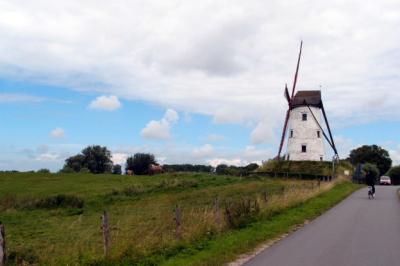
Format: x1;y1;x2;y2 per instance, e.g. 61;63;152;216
1;0;400;171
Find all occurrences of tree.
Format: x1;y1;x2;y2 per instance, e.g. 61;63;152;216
348;145;392;175
387;166;400;185
216;164;228;175
244;163;259;172
112;164;122;175
81;146;113;174
362;163;380;183
62;145;113;174
125;153;156;175
79;167;90;174
64;154;85;172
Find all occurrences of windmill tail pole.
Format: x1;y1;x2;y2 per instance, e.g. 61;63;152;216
277;109;290;159
321;103;338;157
291;40;303;98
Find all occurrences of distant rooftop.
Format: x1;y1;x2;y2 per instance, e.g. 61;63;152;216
291;90;322;108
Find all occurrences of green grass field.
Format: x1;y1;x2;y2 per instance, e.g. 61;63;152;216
0;172;359;265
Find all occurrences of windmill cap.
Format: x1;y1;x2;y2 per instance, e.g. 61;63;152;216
291;90;322;108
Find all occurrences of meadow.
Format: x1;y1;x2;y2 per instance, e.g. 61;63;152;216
0;172;357;265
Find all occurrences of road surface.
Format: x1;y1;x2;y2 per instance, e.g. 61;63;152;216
245;186;400;266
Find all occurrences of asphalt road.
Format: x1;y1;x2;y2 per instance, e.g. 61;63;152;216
244;186;400;266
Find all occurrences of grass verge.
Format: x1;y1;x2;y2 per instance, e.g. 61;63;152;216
158;181;360;266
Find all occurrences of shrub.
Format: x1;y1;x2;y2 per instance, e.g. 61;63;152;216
34;194;84;209
224;198;260;229
59;166;74;173
36;168;50;174
112;164;122;175
216;164;228;175
7;248;39;265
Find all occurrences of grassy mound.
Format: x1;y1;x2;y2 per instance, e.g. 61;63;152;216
258;160;353;177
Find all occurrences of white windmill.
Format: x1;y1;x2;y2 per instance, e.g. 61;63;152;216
277;42;338;161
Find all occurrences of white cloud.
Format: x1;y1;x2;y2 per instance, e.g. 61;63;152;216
141;109;179;140
208;158;242;167
193;144;214;158
89;95;121;111
164;109;179;123
50;127;65;138
251;119;276;145
0;93;44;103
389;146;400;165
0;93;71;104
1;0;400;134
36;153;59;162
111;152;128;165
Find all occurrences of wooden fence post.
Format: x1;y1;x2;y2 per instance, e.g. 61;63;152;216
0;223;5;266
101;211;111;258
263;191;268;202
174;205;182;239
214;197;220;225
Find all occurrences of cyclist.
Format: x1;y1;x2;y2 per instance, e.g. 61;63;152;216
365;170;376;197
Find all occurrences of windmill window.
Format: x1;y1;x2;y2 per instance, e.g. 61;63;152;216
290;130;294;138
301;145;307;153
302;113;307;121
317;131;321;138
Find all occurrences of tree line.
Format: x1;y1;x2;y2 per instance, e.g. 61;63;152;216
59;145;260;176
7;144;400;184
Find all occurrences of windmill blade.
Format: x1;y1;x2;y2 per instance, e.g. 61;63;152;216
291;40;303;99
321;103;339;157
305;103;334;149
277;109;290;159
284;84;290;104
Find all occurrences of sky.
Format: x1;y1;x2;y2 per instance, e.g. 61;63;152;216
1;0;400;171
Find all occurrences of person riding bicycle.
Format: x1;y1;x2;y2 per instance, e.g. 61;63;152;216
365;170;376;196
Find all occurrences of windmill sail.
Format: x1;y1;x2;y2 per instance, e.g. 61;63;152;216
284;84;290;103
277;41;303;159
291;40;303;98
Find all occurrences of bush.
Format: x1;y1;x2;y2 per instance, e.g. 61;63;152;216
36;168;50;174
387;166;400;185
112;164;122;175
216;164;228;175
224;198;260;229
59;166;74;173
7;248;39;265
34;194;84;209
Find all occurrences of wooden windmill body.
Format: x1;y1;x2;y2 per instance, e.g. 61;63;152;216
277;42;338;161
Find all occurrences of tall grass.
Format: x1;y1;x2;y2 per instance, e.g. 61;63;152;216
0;172;337;265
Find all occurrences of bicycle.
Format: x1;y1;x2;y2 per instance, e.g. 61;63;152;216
368;186;374;199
